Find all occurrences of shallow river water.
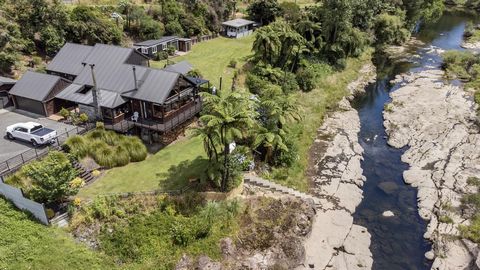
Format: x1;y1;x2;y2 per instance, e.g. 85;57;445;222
351;10;479;270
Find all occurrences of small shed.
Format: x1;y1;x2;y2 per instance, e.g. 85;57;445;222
178;38;192;52
9;71;70;116
133;36;179;58
222;19;256;38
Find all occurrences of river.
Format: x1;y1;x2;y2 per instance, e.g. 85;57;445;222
352;10;479;270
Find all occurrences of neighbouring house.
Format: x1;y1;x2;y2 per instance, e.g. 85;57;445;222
8;72;71;116
9;42;209;137
0;76;16;108
133;36;180;58
222;19;256;38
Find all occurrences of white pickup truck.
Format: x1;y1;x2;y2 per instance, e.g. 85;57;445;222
6;122;57;146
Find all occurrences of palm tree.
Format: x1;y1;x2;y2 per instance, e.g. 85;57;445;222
254;126;288;163
252;26;280;64
197;91;256;191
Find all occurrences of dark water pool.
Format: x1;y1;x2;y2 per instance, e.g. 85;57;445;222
352;10;479;270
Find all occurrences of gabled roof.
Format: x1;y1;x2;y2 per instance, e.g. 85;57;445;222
46;43;94;76
9;71;63;101
163;61;193;75
73;44;149;93
133;36;179;47
56;83;126;108
0;76;16;86
222;18;255;28
123;69;180;104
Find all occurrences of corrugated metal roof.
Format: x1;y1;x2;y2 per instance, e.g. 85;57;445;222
124;70;179;104
46;43;94;76
164;61;193;75
9;71;61;101
0;76;16;86
133;36;178;47
74;44;149;94
222;18;255;28
55;83;126;108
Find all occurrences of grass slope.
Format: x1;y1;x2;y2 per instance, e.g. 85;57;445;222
0;198;111;270
151;36;254;91
79;136;207;198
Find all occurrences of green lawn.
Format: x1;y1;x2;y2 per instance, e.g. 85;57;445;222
0;198;112;270
151;36;254;92
79;136;207;198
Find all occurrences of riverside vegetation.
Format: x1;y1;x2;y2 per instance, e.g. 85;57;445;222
0;0;456;269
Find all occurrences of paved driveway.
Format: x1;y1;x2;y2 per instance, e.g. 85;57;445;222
0;109;75;162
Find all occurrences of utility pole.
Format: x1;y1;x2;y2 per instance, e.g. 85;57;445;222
89;64;103;121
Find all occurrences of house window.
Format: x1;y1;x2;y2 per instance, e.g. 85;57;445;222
152;46;157;54
162;43;167;50
141;47;148;54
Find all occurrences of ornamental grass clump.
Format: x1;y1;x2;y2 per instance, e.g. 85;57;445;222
113;146;130;167
121;136;148;162
64;127;147;167
64;135;89;158
92;144;116;168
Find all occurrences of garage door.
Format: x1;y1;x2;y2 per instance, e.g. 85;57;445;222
14;96;46;116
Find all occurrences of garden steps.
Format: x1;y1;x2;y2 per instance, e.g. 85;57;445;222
50;212;69;228
72;160;94;184
244;173;322;208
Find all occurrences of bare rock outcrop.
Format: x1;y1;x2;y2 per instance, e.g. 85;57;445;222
298;63;376;270
383;68;480;269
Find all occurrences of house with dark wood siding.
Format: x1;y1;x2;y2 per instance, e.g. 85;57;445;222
8;43;208;136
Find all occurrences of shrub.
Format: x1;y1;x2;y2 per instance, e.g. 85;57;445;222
296;65;317;92
229;59;237;68
32;56;43;67
46;208;55;219
273;135;298;167
91;170;101;178
187;68;203;78
59;107;71;119
166;45;176;56
281;71;299;94
155;51;169;61
78;113;89;123
96;122;105;130
20;151;79;204
475;91;480;106
246;73;270;94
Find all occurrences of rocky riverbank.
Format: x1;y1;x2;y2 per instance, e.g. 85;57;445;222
384;69;480;269
296;63;376;270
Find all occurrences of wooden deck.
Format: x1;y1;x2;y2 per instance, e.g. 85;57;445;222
105;101;202;133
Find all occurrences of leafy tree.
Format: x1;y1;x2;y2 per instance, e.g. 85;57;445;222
165;20;185;36
253;26;281;64
20;151;81;204
374;13;411;46
139;16;165;40
280;2;301;23
40;26;65;56
247;0;281;25
255;85;300;163
195;91;256;191
68;6;122;45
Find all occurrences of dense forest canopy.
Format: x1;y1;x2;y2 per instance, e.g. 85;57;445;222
0;0;236;75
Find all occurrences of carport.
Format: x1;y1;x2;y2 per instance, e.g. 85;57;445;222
9;71;70;116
